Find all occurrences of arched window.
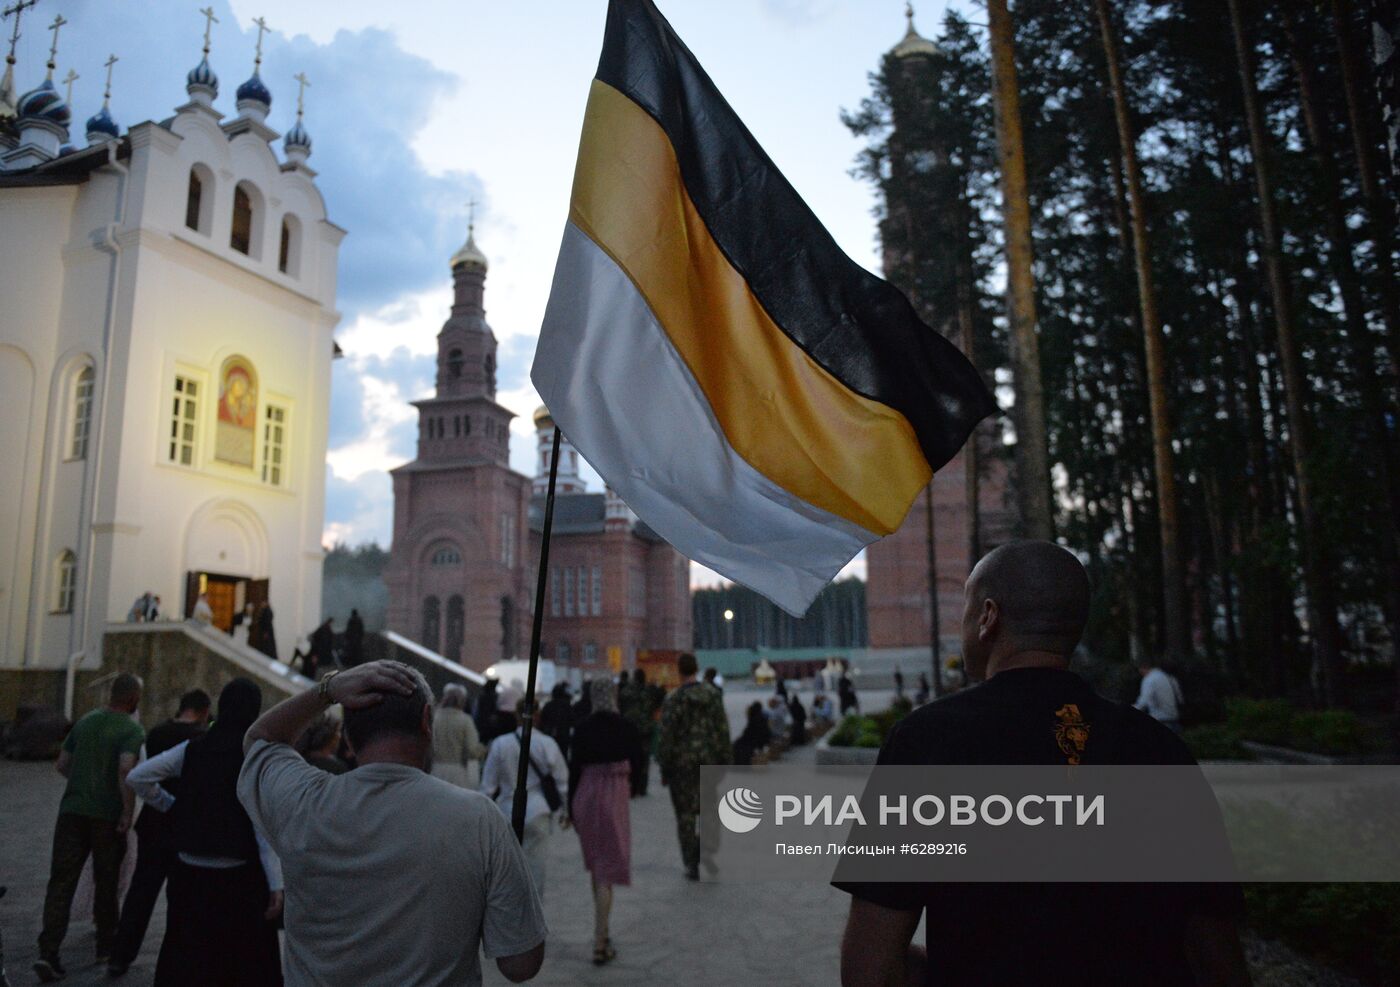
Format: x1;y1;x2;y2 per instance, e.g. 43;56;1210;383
185;164;216;233
53;550;76;613
500;596;515;659
430;544;462;566
583;642;598;664
230;181;264;257
484;352;496;394
463;416;471;436
447;349;464;379
186;170;203;230
445;595;465;663
231;186;253;254
453;416;461;437
422;596;441;651
69;366;94;460
556;641;571;664
278;214;302;276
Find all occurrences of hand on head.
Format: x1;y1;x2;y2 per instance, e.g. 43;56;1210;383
327;660;419;711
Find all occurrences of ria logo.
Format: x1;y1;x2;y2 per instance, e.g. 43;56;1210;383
718;787;764;833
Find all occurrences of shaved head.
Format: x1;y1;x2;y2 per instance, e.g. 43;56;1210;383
962;541;1090;679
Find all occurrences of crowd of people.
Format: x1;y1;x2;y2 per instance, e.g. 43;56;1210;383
132;591;369;683
29;540;1242;985
28;651;741;982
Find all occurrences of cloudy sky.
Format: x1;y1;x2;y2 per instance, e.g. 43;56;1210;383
24;0;970;584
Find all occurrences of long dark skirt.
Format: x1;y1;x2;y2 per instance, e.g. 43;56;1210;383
155;860;282;987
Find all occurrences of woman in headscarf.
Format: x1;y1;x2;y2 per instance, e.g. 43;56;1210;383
567;677;641;966
788;692;808;746
732;701;772;766
430;683;485;789
126;678;282;986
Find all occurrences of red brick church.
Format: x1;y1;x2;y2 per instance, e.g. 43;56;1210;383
382;226;692;674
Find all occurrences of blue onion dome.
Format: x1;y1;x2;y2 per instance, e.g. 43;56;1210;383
186;57;219;96
86;105;118;139
235;71;271;108
283;117;311;154
17;78;71;126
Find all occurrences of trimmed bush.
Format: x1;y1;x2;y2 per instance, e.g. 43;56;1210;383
828;700;912;749
1287;710;1366;756
828;715;877;748
1247;883;1400;985
1183;723;1250;761
1225;698;1295;747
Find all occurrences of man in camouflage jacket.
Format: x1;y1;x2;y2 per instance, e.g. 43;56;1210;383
657;653;732;880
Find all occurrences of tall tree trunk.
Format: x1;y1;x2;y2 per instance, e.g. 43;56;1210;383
954;190;983;564
1093;0;1190;662
1285;6;1400;704
986;0;1054;540
1228;0;1346;706
1329;0;1400;382
926;483;943;697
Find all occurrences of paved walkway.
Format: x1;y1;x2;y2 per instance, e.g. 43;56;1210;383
0;685;863;987
0;684;1346;986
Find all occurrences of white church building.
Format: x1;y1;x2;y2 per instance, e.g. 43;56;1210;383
0;13;343;684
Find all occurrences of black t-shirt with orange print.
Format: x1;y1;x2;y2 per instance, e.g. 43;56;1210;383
835;667;1241;986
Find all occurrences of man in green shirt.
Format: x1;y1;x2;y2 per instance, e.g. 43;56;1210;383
34;673;145;983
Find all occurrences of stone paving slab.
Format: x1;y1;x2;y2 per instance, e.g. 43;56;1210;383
0;683;895;986
0;746;853;986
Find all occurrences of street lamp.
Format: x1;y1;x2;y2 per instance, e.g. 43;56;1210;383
723;608;734;649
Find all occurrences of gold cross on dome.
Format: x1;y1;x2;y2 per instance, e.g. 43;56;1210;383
102;53;117;104
199;6;219;53
252;15;269;68
3;0;41;64
45;12;67;78
293;70;309;117
61;66;76;102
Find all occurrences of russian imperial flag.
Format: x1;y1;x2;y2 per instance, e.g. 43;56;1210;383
531;0;996;616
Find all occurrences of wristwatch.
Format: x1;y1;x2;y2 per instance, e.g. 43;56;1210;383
319;669;340;705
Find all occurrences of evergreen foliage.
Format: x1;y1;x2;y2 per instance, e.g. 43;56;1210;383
845;1;1399;707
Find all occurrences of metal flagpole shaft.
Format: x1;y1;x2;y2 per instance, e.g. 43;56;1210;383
512;426;562;843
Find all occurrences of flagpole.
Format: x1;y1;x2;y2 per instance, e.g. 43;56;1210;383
512;426;562;843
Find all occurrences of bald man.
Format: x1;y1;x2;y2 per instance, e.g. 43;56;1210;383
836;541;1249;986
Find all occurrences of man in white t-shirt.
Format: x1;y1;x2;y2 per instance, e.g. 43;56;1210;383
1134;660;1185;733
480;698;568;900
238;660;546;986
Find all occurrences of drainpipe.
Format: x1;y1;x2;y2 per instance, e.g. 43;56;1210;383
76;139;130;673
63;649;85;721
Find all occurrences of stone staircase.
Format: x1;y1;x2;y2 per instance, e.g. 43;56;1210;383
97;622;313;727
366;630;487;705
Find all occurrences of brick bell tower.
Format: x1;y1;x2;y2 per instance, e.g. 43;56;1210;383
383;223;534;671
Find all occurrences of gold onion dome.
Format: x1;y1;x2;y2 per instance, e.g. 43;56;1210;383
892;3;937;59
450;224;489;272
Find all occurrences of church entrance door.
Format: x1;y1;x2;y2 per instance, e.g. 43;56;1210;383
184;571;268;633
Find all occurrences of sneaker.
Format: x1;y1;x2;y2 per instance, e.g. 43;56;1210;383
33;956;66;982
